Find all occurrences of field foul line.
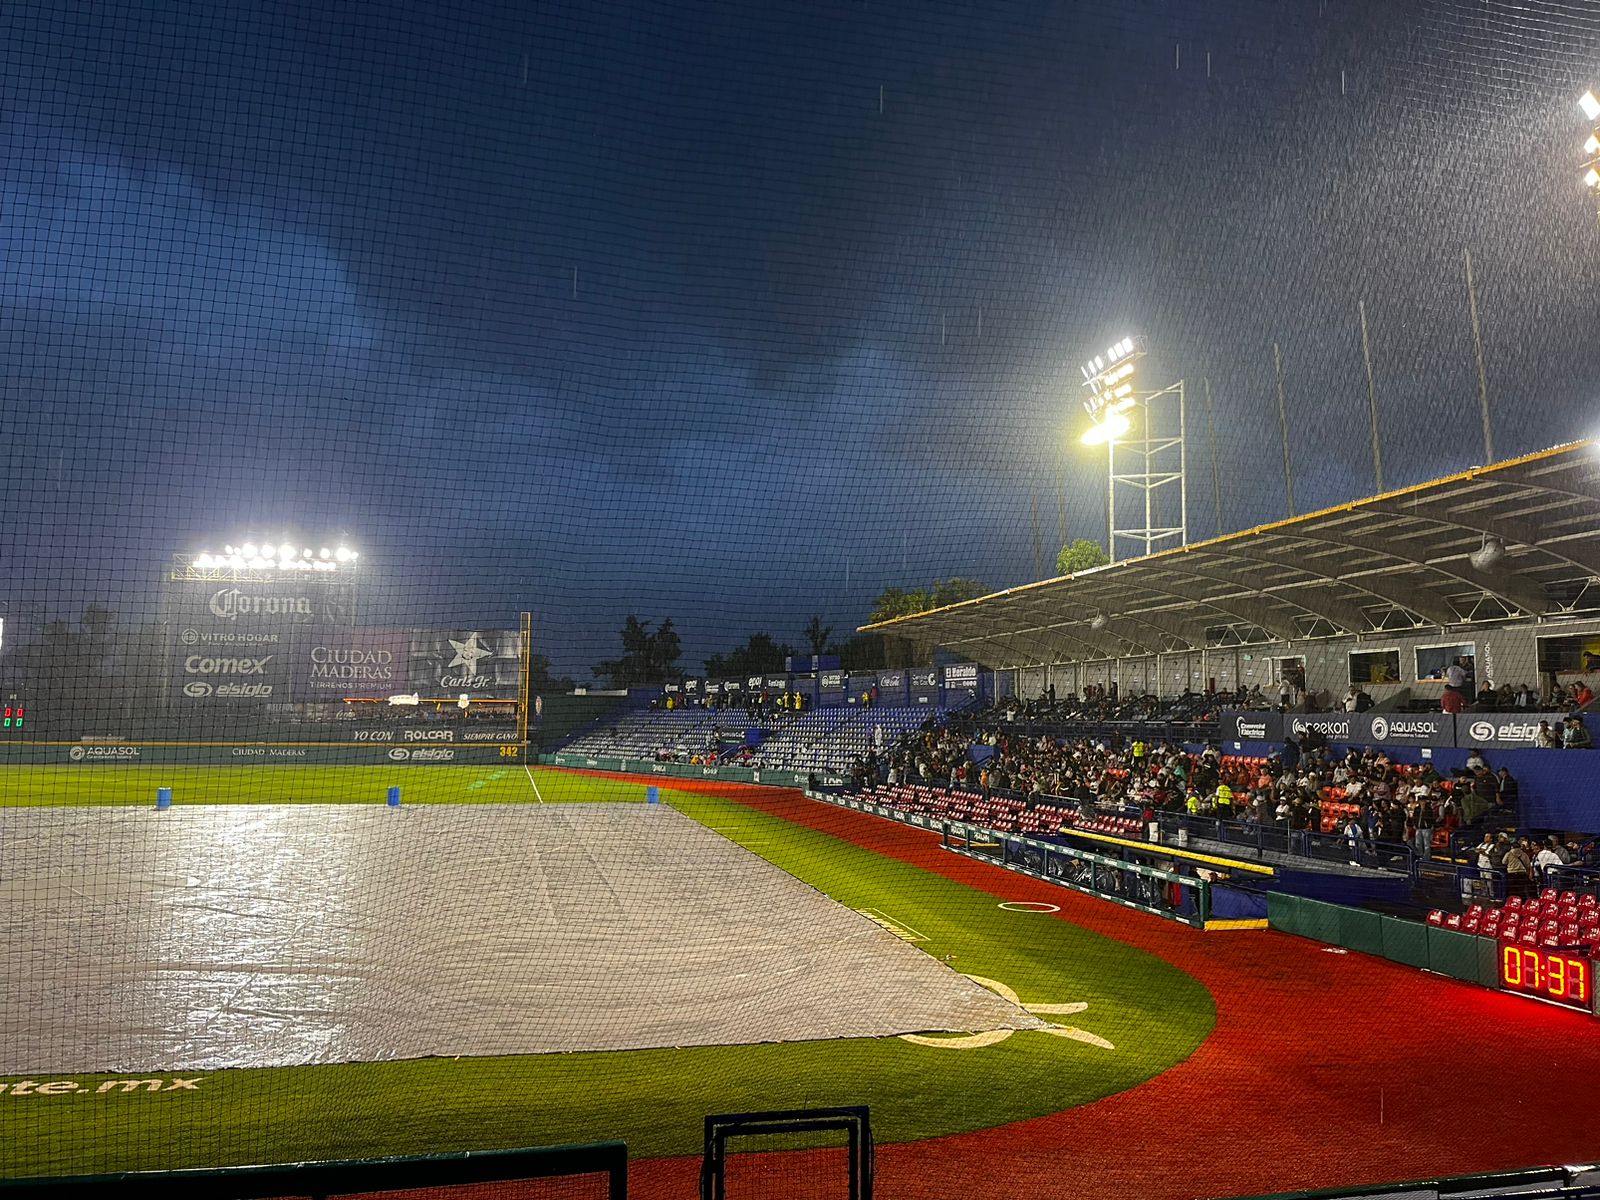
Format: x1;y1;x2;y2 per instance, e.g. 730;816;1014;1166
523;762;546;804
855;908;929;942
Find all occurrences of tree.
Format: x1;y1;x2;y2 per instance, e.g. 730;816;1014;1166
704;632;796;679
802;615;833;657
1056;538;1110;576
591;616;682;688
835;632;886;672
6;606;144;735
529;654;575;693
930;577;988;608
869;587;932;624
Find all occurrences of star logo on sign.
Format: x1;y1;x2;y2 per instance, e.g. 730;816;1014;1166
447;632;490;676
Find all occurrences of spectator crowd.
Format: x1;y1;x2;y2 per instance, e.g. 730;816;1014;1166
849;706;1594;876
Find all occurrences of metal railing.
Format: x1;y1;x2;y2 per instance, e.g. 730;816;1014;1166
1152;811;1417;875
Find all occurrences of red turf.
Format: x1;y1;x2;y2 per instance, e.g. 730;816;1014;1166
557;773;1600;1199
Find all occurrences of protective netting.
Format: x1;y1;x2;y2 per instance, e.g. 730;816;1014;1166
5;0;1600;1194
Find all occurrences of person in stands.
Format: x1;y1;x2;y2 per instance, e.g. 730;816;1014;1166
1534;836;1566;877
1344;814;1365;866
1535;720;1562;748
1502;836;1534;898
1440;684;1465;715
1576;680;1595;709
1563;716;1593;750
1495;766;1519;809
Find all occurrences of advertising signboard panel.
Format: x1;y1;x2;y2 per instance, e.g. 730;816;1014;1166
408;630;522;699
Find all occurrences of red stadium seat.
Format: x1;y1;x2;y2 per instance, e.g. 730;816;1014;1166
1504;896;1523;910
1445;913;1463;930
1521;927;1540;946
1541;887;1559;903
1581;894;1599;909
1427;909;1446;926
1562;924;1583;945
1560;890;1578;907
1463;912;1482;933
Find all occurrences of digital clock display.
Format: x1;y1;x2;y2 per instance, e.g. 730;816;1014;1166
1499;945;1594;1012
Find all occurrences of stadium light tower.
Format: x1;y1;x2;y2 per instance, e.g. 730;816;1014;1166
1580;90;1600;223
1078;336;1187;563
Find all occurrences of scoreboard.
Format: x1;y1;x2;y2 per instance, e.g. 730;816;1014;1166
1498;944;1595;1013
2;703;23;731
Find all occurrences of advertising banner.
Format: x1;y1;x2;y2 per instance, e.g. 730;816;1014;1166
1226;709;1590;751
819;669;846;693
408;630;523;699
942;663;980;692
167;578;356;628
764;675;790;693
1457;712;1574;751
1356;712;1457;747
876;671;908;705
1283;712;1360;742
1285;711;1455;747
289;628;408;699
171;636;295;704
1219;711;1283;743
909;668;939;705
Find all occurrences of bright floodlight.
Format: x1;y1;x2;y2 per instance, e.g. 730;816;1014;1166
1581;91;1600;121
242;542;257;558
1470;536;1507;571
1586;166;1600;190
319;547;331;559
1081;410;1132;445
335;546;352;562
1586;134;1600;155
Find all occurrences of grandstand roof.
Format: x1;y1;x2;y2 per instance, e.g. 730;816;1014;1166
862;441;1600;668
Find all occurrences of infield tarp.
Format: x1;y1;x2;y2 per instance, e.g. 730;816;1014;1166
0;803;1038;1073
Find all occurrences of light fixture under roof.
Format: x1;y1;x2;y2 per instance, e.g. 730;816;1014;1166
1469;535;1507;571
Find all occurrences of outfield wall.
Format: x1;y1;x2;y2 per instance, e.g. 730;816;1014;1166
0;743;523;766
541;751;844;789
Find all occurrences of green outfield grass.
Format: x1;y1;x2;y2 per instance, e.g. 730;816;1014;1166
0;768;1216;1177
0;763;646;807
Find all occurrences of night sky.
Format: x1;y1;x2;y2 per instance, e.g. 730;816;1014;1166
4;0;1600;674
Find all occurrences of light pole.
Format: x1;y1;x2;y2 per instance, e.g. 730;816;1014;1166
1079;336;1188;563
1579;90;1600;223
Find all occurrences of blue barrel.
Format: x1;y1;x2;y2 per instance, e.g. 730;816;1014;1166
387;786;401;807
155;787;172;810
646;786;660;805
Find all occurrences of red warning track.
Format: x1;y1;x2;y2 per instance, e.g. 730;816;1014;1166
562;772;1600;1199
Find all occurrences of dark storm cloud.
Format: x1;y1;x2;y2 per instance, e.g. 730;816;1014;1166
4;0;1600;672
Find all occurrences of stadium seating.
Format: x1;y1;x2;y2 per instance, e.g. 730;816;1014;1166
558;703;943;775
855;783;1077;838
1427;903;1600;953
